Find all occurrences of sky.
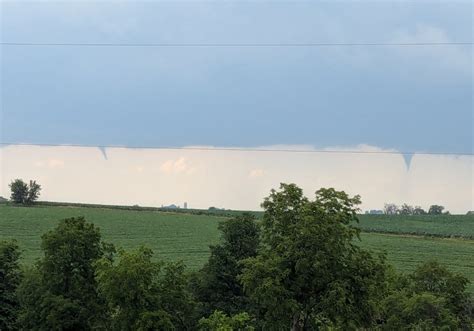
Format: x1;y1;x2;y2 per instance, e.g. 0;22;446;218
1;0;472;152
0;1;473;211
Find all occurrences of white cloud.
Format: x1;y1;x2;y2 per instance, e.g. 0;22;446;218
160;157;195;175
249;169;265;178
34;159;65;169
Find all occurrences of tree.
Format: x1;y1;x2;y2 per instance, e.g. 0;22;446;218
428;205;445;215
198;310;254;331
410;261;472;328
381;292;459;330
193;213;260;317
384;203;399;215
9;179;41;205
0;240;22;330
9;179;28;204
17;217;113;330
380;261;472;330
399;203;414;215
26;180;41;204
96;246;196;330
240;184;389;330
413;206;426;215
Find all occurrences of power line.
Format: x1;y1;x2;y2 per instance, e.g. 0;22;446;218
1;42;473;47
0;142;472;156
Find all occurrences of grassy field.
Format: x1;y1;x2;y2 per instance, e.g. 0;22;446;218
0;205;224;269
357;214;474;239
1;204;473;292
358;233;474;292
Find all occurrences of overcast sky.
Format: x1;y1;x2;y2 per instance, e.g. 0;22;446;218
1;1;472;153
0;1;472;211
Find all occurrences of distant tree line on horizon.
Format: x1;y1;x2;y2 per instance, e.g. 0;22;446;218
5;178;474;215
1;184;472;330
383;203;449;216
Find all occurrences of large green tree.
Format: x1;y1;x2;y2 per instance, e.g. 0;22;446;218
9;179;41;205
380;261;473;329
96;246;196;330
0;240;22;330
428;205;445;215
193;213;260;317
17;217;113;330
240;184;388;330
9;179;28;204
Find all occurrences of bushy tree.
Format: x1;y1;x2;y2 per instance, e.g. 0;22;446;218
428;205;445;215
17;269;89;331
413;206;426;215
399;203;414;215
410;261;472;328
384;203;399;215
96;246;196;331
0;240;22;330
9;179;28;204
240;184;389;330
9;179;41;205
380;261;472;330
193;213;260;317
381;291;459;330
17;217;113;330
26;180;41;204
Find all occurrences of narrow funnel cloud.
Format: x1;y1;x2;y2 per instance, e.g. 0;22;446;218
402;153;414;170
98;147;108;160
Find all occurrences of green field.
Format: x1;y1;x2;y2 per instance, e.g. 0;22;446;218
357;214;474;239
1;204;473;292
0;205;224;269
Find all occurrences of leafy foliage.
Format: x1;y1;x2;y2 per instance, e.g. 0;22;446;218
9;179;28;204
193;213;260;317
9;179;41;205
0;240;22;330
198;310;254;331
96;246;196;330
240;184;389;330
17;217;113;330
429;204;446;215
380;261;473;329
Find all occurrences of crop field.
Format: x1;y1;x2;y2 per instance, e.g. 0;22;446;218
357;214;474;239
358;233;474;292
0;205;224;268
1;204;473;292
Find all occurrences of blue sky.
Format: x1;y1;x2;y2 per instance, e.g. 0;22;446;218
1;1;472;154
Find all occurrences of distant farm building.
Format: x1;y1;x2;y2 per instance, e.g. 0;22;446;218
365;210;384;215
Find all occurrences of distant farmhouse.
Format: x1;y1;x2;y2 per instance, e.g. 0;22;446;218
365;210;384;215
161;204;180;210
161;203;188;210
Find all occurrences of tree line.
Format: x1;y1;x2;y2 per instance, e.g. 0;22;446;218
383;203;448;216
1;184;472;330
